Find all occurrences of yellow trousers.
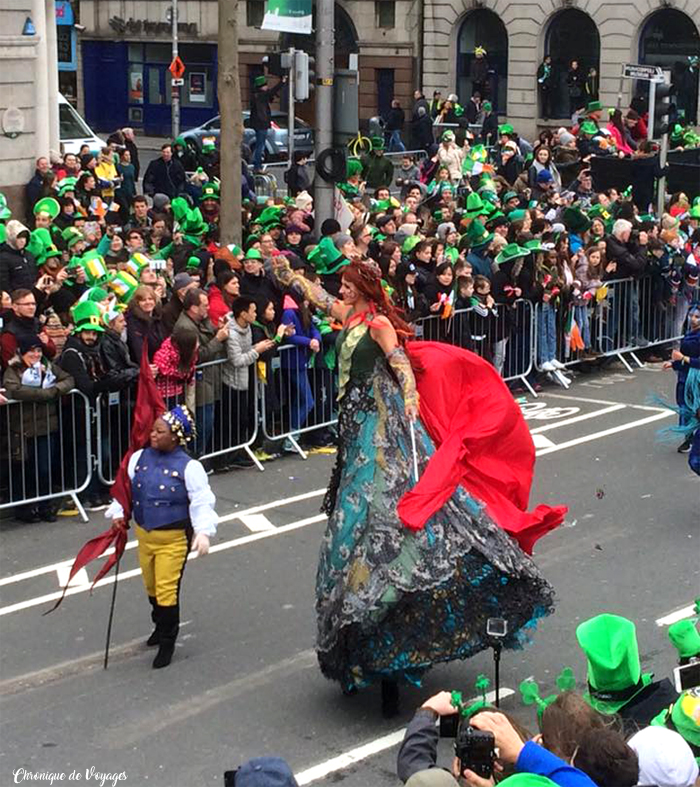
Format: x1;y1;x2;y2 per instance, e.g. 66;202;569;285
135;524;191;607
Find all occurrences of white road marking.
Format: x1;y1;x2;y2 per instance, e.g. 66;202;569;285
56;566;89;589
529;404;626;434
656;604;697;627
534;411;673;456
239;514;277;532
295;688;515;785
0;488;327;589
531;434;556;450
0;514;328;617
545;392;670;412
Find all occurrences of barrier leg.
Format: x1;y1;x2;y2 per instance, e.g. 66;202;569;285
243;444;265;472
520;376;539;398
285;434;307;460
71;492;89;523
628;352;645;369
615;352;635;374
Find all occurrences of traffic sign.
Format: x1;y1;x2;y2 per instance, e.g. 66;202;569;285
171;78;184;86
169;56;185;80
622;63;663;80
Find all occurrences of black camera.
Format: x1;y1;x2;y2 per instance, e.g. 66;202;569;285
455;723;496;778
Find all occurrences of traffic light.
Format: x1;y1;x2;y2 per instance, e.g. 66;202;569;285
294;51;315;101
651;80;675;138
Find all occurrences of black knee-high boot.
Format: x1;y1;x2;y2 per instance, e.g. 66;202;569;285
147;596;160;647
153;604;179;669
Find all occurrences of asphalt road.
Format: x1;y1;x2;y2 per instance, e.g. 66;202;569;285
1;363;698;787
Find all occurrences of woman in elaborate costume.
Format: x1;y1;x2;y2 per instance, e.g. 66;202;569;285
272;257;566;714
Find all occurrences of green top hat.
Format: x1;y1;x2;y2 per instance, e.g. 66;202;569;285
171;197;190;224
125;252;151;278
370;135;385;151
62;226;84;249
651;690;700;751
498;123;514;136
586;100;603;114
81;251;110;285
57;177;78;197
496;243;529;265
71;301;105;334
27;227;53;260
257;206;284;226
464;219;493;249
346;158;363;178
108;271;138;304
0;193;11;221
33;197;60;220
563;206;592;235
485;210;507;228
579;120;598;136
186;255;202;269
244;248;263;261
181;207;209;238
576;613;653;715
315;235;346;274
588;204;612;223
202;183;220;200
524;239;547;254
464;193;487;219
668;619;700;660
254;75;267;88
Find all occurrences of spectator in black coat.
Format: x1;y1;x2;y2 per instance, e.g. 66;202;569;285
410;107;434;152
386;99;406;152
606;219;648;279
25;157;50;217
284;151;312;196
0;221;37;296
122;128;141;180
142;144;186;199
249;75;286;172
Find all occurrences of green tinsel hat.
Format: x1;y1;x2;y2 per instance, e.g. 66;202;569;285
520;668;577;723
346;158;363;179
71;301;105;334
576;613;654;715
0;192;11;221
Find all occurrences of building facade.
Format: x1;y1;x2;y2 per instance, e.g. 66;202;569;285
0;0;60;216
77;0;421;136
422;0;700;141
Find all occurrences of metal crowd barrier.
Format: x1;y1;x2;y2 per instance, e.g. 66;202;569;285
0;389;93;522
96;357;262;483
260;343;337;459
414;300;537;395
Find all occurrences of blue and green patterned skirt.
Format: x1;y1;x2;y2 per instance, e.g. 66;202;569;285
317;364;555;689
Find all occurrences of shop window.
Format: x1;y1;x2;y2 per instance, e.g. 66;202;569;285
246;0;264;28
375;1;395;29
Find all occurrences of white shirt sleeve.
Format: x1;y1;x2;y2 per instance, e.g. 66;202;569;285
104;450;142;520
184;459;218;537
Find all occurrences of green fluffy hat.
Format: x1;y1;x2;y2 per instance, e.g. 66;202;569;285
576;613;653;714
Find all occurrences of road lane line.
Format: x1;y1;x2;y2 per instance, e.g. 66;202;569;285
239;514;277;532
545;393;671;412
0;514;328;617
0;488;326;589
531;434;556;450
529;405;626;433
295;688;515;785
656;604;697;627
534;411;673;456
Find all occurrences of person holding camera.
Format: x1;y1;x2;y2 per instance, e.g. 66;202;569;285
398;692;597;787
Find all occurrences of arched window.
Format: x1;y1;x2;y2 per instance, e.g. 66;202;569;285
545;9;600;119
639;9;699;125
456;9;508;113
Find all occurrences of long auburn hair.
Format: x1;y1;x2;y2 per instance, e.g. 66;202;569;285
341;261;413;344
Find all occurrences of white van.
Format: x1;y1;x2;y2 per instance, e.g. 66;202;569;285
59;93;106;154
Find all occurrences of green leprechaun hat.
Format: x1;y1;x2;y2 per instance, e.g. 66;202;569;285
108;271;139;304
464;193;487;220
370;135;385;151
579;121;598;136
202;182;220;201
651;688;700;754
27;228;54;261
171;196;191;225
576;613;653;714
668;617;700;663
254;75;267;88
71;301;105;334
309;236;347;275
33;197;60;220
186;255;202;270
563;206;592;236
125;252;151;279
81;251;110;286
496;243;529;265
464;219;493;249
524;239;547;255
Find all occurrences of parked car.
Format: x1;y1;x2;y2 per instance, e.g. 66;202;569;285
179;111;314;162
59;93;107;154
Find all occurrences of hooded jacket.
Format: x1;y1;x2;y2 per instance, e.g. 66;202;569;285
0;220;37;295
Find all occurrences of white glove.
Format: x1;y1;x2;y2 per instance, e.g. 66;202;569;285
192;533;210;556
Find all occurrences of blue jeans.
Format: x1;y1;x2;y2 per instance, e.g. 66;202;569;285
574;304;591;349
388;130;405;152
195;403;215;458
537;303;557;365
253;129;268;170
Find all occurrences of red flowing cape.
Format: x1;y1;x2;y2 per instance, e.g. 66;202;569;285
399;342;567;554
